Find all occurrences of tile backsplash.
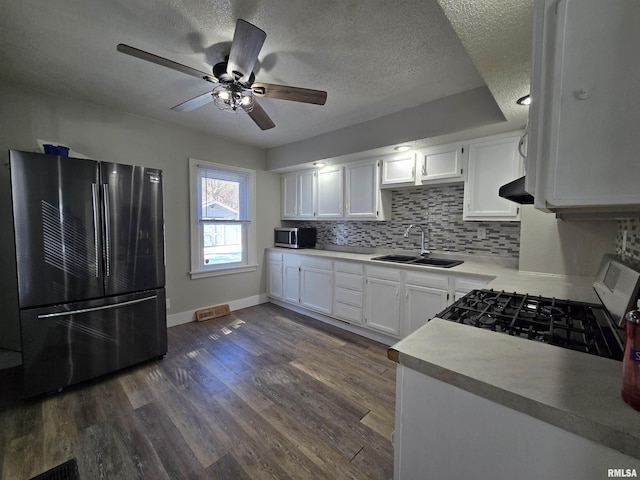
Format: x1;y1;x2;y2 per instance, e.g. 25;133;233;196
284;184;521;258
617;218;640;263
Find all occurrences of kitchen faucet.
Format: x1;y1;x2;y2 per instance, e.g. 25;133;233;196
403;224;430;255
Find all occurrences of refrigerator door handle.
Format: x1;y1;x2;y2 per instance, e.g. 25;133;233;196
91;183;100;278
102;184;111;277
37;295;158;319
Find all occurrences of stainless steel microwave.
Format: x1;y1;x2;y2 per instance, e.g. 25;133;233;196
274;227;316;249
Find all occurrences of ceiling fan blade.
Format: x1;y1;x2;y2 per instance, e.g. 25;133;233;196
246;100;275;130
251;82;327;105
171;92;214;112
117;44;217;83
226;19;266;83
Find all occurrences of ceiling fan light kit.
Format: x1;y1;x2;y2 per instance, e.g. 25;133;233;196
117;18;327;130
212;84;255;113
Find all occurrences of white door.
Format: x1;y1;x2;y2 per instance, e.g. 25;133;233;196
382;153;416;186
282;255;300;304
281;173;298;219
316;166;343;219
300;267;332;315
297;170;316;219
464;134;522;221
419;143;464;184
404;284;449;336
346;160;378;218
267;260;283;300
365;277;401;336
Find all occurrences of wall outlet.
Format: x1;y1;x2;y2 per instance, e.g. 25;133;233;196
477;227;486;240
166;298;171;310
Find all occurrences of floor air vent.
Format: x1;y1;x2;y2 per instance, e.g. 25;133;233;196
30;459;79;480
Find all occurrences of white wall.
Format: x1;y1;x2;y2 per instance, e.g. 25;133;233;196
0;81;281;325
266;86;510;170
519;205;617;277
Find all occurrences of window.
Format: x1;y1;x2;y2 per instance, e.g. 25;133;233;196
189;158;257;278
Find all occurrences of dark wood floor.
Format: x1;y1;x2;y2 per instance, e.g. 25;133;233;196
0;303;397;479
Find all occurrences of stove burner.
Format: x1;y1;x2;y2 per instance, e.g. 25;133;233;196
435;289;623;361
540;305;565;317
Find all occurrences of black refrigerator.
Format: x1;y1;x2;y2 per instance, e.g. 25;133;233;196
0;150;167;397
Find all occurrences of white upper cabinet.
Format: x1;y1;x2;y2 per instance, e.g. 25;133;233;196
281;170;316;220
418;143;465;185
316;166;343;219
463;133;523;221
527;0;640;214
345;159;391;220
381;153;417;187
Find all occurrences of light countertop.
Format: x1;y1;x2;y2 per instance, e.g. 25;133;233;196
388;319;640;461
267;247;601;303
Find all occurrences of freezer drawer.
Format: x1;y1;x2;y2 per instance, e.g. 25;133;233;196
20;289;167;397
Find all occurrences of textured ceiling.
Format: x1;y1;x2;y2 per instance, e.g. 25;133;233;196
0;0;532;149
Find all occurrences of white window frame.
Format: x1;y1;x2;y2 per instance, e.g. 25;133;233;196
189;158;257;279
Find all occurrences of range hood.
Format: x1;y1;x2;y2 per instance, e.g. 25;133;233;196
498;176;534;205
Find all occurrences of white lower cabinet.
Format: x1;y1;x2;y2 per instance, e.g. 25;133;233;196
267;251;284;300
300;257;333;315
282;254;301;304
404;272;450;337
365;266;402;336
266;251;493;342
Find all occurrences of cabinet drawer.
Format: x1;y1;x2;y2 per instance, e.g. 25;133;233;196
334;288;363;308
335;261;364;275
334;303;363;324
365;265;402;282
300;256;332;271
268;251;283;262
405;271;449;290
335;272;364;291
454;277;489;294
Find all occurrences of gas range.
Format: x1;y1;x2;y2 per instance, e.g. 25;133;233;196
436;255;640;362
437;289;624;360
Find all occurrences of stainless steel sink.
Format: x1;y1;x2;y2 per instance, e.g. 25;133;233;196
371;255;463;268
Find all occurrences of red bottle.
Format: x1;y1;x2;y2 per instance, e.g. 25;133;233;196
622;302;640;411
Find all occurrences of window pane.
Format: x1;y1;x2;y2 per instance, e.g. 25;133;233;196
200;174;246;220
203;223;243;266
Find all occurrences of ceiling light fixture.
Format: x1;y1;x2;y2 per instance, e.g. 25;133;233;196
313;161;326;168
212;84;255;113
516;94;531;106
394;145;411;152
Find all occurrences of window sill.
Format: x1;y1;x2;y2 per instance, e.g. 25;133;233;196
189;264;258;280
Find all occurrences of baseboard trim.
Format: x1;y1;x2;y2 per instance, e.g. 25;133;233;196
269;298;397;346
167;294;270;328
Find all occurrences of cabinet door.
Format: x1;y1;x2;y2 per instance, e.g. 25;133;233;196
381;153;416;187
316;166;343;219
464;134;523;221
300;266;333;315
404;284;449;336
419;144;464;184
346;160;378;219
281;173;298;219
365;277;401;336
283;255;300;304
529;0;640;210
267;259;283;299
297;170;316;219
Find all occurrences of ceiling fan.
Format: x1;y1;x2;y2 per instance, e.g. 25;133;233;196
117;19;327;130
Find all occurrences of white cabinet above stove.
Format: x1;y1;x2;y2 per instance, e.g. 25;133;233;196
527;0;640;217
